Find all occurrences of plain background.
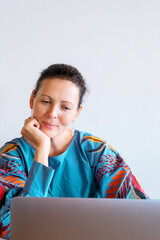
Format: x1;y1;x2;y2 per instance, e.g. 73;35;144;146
0;0;160;198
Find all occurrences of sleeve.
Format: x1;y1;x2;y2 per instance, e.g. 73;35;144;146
95;148;149;199
82;135;149;199
0;141;55;239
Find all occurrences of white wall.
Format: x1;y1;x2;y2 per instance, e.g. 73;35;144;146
0;0;160;198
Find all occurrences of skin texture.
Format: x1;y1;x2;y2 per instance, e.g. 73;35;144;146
21;78;82;166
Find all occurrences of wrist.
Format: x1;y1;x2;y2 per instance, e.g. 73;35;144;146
34;144;50;167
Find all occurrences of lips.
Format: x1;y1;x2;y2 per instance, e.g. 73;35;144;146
43;121;58;129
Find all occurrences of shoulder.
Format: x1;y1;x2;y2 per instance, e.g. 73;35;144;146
0;136;34;159
74;129;117;155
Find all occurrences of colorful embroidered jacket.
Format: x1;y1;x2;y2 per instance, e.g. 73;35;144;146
0;130;148;239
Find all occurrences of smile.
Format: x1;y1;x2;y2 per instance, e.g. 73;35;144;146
43;121;58;129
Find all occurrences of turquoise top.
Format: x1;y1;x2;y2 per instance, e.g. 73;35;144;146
0;130;148;239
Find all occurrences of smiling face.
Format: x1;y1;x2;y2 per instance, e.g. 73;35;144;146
30;78;82;139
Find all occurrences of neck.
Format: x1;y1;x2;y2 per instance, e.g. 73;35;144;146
49;128;74;157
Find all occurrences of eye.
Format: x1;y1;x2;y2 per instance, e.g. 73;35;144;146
42;100;51;104
62;106;71;110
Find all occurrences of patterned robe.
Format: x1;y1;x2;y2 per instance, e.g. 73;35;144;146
0;130;148;239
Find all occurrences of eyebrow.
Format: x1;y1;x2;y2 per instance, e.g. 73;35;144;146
41;94;73;105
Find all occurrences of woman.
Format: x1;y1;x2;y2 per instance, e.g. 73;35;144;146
0;64;148;239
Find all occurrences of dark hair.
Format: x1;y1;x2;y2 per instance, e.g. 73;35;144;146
34;64;87;108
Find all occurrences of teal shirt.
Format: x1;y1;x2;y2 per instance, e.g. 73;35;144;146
0;130;148;239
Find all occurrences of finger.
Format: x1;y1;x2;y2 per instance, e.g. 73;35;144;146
24;117;39;126
31;118;40;128
24;117;32;124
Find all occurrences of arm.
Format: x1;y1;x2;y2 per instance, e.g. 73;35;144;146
82;134;148;199
96;145;149;199
0;142;54;239
0;118;54;239
21;117;51;167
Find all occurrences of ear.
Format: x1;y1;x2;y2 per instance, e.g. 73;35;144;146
73;105;83;121
29;90;36;109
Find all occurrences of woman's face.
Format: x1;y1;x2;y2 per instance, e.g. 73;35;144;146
30;78;82;139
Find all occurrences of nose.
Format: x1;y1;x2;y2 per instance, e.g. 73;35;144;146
47;104;58;119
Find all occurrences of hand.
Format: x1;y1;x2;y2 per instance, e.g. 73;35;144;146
21;117;51;159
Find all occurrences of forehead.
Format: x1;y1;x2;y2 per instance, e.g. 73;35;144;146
37;78;80;99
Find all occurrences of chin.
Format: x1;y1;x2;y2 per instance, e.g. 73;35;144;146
40;127;58;138
45;131;58;139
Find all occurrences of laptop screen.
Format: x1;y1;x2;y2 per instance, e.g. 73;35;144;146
11;197;160;240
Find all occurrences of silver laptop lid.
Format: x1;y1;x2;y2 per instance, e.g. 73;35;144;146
11;197;160;240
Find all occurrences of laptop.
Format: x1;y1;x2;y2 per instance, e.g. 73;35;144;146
10;197;160;240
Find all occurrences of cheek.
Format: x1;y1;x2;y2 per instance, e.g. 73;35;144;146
33;103;45;118
59;113;75;126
